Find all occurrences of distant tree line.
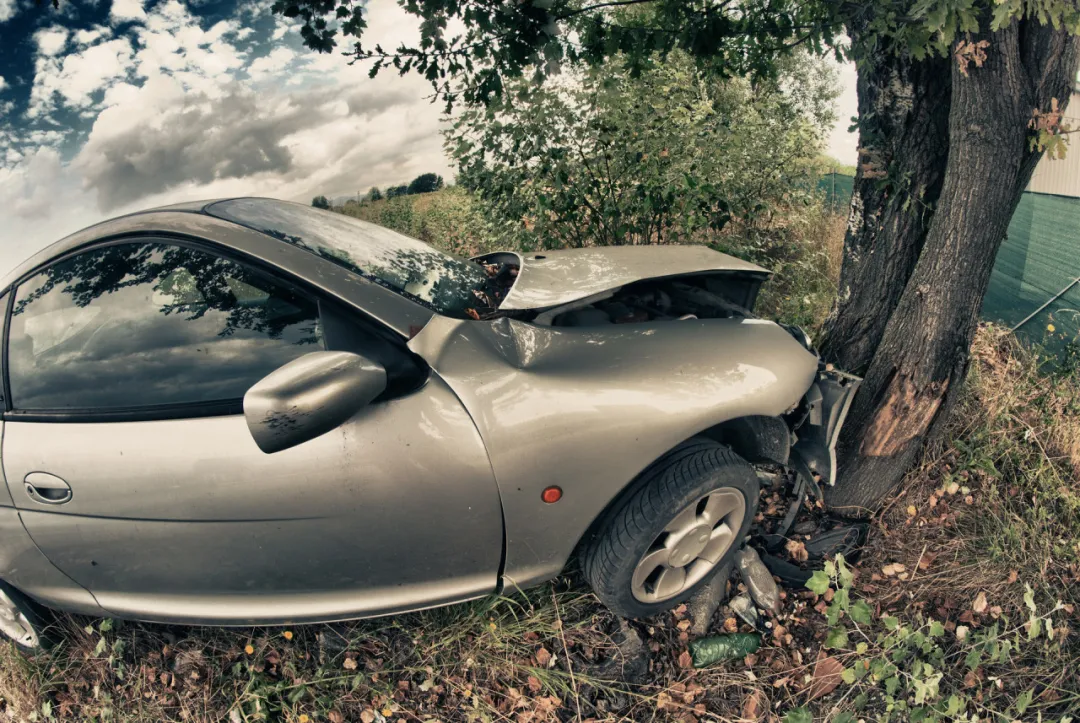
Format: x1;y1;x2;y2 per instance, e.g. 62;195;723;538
313;173;445;209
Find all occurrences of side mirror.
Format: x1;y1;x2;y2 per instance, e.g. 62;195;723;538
244;351;387;454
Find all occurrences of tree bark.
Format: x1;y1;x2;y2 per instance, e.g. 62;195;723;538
818;28;951;375
826;20;1080;515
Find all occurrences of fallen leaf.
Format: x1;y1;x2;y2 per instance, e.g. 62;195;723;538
972;591;988;614
740;689;768;722
907;505;917;517
677;650;693;669
535;647;552;668
1007;570;1019;584
806;654;844;701
917;551;938;570
882;563;906;577
723;617;738;633
360;711;376;723
328;712;344;723
963;670;979;688
785;539;808;563
955;625;969;641
527;676;542;693
677;619;692;632
343;657;358;671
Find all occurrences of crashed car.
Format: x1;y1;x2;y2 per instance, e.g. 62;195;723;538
0;198;858;651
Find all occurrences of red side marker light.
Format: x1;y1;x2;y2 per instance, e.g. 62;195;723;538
541;486;562;504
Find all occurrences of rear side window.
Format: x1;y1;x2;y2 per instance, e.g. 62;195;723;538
7;242;322;411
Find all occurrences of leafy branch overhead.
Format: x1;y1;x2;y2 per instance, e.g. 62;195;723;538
271;0;1080;108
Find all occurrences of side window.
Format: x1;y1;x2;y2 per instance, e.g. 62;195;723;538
7;242;322;412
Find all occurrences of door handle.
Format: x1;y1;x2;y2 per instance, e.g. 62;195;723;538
24;472;72;505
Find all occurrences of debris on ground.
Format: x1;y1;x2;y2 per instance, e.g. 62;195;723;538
728;592;760;629
734;545;781;612
688;632;761;668
686;560;733;635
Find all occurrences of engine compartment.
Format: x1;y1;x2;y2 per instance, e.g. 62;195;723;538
541;273;765;327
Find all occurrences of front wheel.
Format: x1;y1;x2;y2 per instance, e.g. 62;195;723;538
0;581;54;654
583;440;759;619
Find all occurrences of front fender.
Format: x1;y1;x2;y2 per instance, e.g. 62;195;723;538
410;315;818;588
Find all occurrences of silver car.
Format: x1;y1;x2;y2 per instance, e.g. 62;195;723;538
0;198;857;651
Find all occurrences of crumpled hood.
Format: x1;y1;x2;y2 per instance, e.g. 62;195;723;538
483;245;771;312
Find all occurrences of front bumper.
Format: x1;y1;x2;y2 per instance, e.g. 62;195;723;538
791;368;861;488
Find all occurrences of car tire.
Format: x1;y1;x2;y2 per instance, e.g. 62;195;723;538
583;439;759;619
0;580;56;654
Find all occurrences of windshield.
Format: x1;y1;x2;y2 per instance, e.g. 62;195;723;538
206;198;491;318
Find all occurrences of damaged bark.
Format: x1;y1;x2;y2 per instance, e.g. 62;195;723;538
826;18;1080;514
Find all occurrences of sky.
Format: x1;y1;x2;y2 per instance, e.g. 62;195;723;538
0;0;859;276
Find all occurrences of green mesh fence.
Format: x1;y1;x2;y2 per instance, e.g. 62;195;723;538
811;176;1077;357
982;192;1080;355
817;173;855;214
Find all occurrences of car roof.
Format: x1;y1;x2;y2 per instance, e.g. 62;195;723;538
0;199;246;292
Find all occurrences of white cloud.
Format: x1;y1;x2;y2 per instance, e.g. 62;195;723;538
74;26;110;46
0;146;63;218
34;27;70;56
1;0;457;274
0;0;16;23
110;0;146;23
248;46;295;79
0;76;7;92
28;37;136;118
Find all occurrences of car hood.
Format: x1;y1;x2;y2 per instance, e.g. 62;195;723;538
479;245;771;312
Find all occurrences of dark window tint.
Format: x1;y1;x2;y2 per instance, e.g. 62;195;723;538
8;243;322;411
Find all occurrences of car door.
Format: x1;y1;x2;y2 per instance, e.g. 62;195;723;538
1;238;502;624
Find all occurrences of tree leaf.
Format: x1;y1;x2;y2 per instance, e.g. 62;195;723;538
783;707;812;723
1015;688;1034;715
849;600;873;625
825;627;848;650
806;570;831;595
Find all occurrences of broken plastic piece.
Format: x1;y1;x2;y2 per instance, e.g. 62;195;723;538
688;632;761;668
728;593;760;629
804;523;868;564
734;546;781;613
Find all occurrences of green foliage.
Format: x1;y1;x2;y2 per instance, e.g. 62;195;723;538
274;0;845;109
367;186;383;202
408;172;445;195
447;50;838;251
273;0;1080;111
337;187;494;258
804;550;1075;721
385;184;409;199
311;195;330;209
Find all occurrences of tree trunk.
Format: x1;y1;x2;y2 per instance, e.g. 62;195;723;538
818;29;951;374
826;20;1080;515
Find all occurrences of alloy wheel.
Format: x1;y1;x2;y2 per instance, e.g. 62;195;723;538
0;588;40;649
630;488;746;603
